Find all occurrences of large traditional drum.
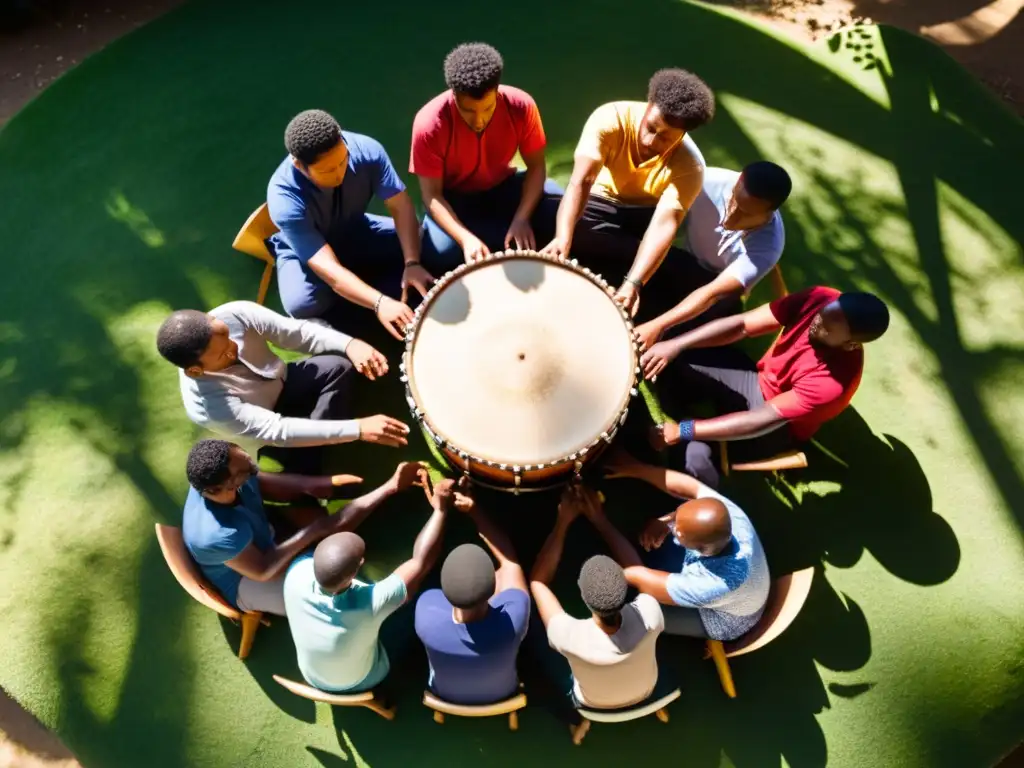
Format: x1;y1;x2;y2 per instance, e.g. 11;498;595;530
402;250;641;493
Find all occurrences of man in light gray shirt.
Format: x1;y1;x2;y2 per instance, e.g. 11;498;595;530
157;301;410;474
635;161;790;347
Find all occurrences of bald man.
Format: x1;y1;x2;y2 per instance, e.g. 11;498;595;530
604;451;769;640
283;475;452;693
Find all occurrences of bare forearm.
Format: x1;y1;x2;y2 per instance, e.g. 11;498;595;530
590;515;643;568
332;480;397;531
391;197;422;264
531;522;571;585
514;163;546;221
627;224;675;286
411;508;447;569
693;406;785;442
655;288;720;332
259;472;323;503
469;509;518;567
426;196;473;247
554;181;589;243
259;521;330;580
316;261;381;307
667;314;748;356
623;463;701;500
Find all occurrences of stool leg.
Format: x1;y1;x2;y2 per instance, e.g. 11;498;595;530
656;708;669;723
571;718;591;746
238;612;262;660
364;696;397;721
707;640;737;698
433;711;444;724
509;711;519;731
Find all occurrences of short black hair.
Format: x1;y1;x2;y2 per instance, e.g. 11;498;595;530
647;68;715;132
444;43;503;99
186;439;232;491
285;109;343;165
742;161;792;210
838;292;890;343
441;544;495;608
314;532;366;593
578;555;628;619
156;309;213;368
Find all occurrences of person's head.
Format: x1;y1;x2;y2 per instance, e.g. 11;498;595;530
444;42;503;133
441;543;496;620
313;532;366;594
673;498;732;557
640;68;715;157
723;161;793;231
808;292;890;351
578;555;628;626
285;109;347;188
186;439;258;500
156;310;237;377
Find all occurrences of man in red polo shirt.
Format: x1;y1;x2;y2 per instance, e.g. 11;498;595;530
637;286;890;487
411;42;563;275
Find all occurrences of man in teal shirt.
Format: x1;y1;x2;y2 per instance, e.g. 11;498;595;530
284;478;453;692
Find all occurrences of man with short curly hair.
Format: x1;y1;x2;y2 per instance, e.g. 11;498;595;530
542;69;715;317
267;109;436;339
412;42;562;274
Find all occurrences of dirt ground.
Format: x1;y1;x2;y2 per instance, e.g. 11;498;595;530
0;0;1021;766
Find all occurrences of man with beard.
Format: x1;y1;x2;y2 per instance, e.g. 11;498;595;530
638;287;890;487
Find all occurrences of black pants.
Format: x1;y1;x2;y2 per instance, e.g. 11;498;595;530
657;347;794;488
259;354;356;475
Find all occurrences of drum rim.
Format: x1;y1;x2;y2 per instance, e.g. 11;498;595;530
400;248;641;474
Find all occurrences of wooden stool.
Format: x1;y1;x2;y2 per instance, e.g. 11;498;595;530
272;675;396;720
570;688;681;745
423;688;527;731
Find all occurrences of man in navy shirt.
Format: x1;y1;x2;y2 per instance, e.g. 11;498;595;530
414;486;530;705
267;109;437;338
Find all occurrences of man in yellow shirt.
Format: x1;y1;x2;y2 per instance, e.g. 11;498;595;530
540;69;714;316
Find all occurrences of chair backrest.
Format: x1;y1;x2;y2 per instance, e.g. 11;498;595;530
232;203;278;264
154;524;240;620
725;566;815;657
272;675;374;704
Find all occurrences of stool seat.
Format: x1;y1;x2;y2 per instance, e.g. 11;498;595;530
577;688;681;723
423;688;527;730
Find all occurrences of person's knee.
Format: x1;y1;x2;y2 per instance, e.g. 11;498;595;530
683;441;719;489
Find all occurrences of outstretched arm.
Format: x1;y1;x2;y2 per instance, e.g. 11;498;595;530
392;479;452;599
529;496;580;627
542;155;602;256
462;496;527;594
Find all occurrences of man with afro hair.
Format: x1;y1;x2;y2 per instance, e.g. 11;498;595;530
266;109;437;338
411;42;562;273
528;485;665;713
542;68;715;316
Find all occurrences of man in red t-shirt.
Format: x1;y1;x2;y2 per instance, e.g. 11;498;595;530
637;286;890;487
411;42;563;275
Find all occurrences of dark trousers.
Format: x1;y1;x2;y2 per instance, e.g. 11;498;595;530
258;354;356;475
420;171;564;276
657;347;794;488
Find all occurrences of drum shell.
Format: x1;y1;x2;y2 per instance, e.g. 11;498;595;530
439;438;614;491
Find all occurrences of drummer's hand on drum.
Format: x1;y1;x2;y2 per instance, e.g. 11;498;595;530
649;421;681;451
400;263;437;304
388;460;428;494
639;518;671;552
346;338;388;381
603;447;645;480
539;236;568;260
376;295;415;340
432;478;458;511
634;320;664;351
357;414;410;447
613;283;641;317
640;340;677;381
462;235;491;264
504;216;535;251
556;486;583;525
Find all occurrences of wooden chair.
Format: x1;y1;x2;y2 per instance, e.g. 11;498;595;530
231;203;279;305
272;675;396;720
570;687;681;746
154;524;268;659
705;566;815;698
424;687;527;731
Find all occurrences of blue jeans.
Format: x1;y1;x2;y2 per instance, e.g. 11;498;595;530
420;171;564;275
275;213;404;331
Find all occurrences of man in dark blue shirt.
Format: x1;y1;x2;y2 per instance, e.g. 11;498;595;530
267;109;436;338
414;488;530;704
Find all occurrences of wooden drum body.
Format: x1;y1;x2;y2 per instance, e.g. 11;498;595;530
402;250;641;493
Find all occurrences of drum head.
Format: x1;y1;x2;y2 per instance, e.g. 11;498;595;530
407;255;636;466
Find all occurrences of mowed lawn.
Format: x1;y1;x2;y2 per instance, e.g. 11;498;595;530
0;0;1022;766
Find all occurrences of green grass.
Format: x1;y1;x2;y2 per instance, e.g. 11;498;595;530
0;0;1023;766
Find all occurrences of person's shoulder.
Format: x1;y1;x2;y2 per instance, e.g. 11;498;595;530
492;587;531;613
705;166;740;189
588;100;631;125
669;133;706;173
499;84;538;110
209;300;263;322
344;130;389;161
632;592;663;620
416;587;450;612
268;154;296;185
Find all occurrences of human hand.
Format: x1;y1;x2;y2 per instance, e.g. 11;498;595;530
400;263;436;305
388;461;428;494
345;338;388;381
452;476;476;513
639;518;671;552
357;414;411;447
462;235;490;263
504;217;536;250
556;485;583;526
539;236;569;260
640;340;679;381
634;320;664;351
432;478;457;511
375;295;415;340
614;283;641;317
603;447;646;480
649;422;681;451
577;486;605;522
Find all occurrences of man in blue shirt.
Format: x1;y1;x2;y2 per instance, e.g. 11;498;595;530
605;451;770;640
182;438;412;615
267;109;437;338
284;478;453;693
415;488;530;705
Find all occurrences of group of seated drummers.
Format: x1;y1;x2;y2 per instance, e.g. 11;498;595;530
152;41;891;712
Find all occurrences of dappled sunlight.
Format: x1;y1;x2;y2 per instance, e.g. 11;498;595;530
105;190;166;248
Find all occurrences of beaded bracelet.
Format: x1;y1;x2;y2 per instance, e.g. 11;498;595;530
624;276;643;291
373;293;385;315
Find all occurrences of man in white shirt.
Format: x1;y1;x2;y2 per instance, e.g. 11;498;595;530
635;162;791;347
157;300;410;474
529;486;664;715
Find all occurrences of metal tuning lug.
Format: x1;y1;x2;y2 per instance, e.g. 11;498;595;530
513;468;522;496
